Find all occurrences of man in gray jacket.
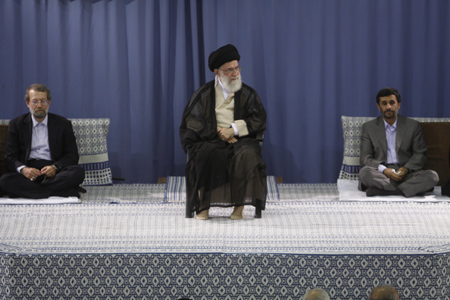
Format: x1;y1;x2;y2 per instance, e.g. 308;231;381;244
359;87;438;197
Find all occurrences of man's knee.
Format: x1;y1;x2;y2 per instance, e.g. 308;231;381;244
60;165;85;185
359;166;375;182
424;169;439;186
0;173;16;188
72;166;85;184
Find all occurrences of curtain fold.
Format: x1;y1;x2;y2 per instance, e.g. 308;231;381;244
1;0;449;183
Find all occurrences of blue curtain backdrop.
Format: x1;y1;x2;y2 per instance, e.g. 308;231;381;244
1;0;449;183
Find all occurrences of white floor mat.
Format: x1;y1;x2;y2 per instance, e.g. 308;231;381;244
338;179;448;202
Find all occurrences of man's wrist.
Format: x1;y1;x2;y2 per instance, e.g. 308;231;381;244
378;164;387;173
231;123;238;136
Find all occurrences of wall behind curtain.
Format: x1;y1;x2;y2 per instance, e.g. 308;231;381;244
0;0;449;183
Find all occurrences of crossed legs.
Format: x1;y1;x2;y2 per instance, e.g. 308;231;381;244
359;166;439;197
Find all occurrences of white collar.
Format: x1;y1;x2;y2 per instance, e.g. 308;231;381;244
383;118;397;130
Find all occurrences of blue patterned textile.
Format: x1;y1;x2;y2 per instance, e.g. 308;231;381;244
69;118;112;186
0;118;112;186
339;116;450;180
0;253;448;299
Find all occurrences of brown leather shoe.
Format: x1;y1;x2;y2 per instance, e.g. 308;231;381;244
230;206;244;220
195;209;209;220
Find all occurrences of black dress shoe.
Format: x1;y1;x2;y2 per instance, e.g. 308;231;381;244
76;186;87;193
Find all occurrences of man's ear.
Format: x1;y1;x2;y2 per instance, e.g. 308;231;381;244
213;69;219;76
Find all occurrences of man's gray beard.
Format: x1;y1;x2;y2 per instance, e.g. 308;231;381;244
219;71;242;93
32;109;48;119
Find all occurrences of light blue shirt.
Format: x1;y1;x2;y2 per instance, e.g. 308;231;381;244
17;115;52;173
378;119;398;173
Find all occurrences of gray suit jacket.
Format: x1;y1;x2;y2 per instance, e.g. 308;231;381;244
360;115;427;171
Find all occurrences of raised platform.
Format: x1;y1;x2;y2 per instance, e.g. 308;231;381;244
1;180;449;299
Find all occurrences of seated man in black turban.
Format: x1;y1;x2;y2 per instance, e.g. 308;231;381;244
180;44;267;220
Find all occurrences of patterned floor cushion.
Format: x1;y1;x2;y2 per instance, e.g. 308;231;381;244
339;116;450;185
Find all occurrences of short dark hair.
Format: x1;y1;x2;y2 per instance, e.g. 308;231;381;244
376;87;401;104
25;83;51;102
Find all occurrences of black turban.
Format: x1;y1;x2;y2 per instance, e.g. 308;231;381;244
208;44;240;72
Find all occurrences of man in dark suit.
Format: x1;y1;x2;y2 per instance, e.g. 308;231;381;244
359;87;438;197
0;83;85;198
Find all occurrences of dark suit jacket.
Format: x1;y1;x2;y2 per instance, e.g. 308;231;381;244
360;114;427;172
4;113;79;172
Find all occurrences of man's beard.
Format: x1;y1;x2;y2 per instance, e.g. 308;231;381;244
31;108;48;120
383;110;396;119
219;71;242;93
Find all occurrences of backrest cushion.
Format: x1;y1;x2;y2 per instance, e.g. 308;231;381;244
339;116;450;185
339;116;375;180
69;118;112;186
0;118;112;186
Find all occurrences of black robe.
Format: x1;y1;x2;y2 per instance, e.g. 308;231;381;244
180;80;267;214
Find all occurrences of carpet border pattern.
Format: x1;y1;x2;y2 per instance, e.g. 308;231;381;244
1;252;448;300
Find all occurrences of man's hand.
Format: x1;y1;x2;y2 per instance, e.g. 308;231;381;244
40;165;57;178
21;167;41;181
217;127;237;144
21;165;58;181
383;167;408;182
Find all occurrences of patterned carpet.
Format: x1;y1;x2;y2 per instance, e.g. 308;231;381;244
1;198;449;255
82;183;166;203
278;183;338;201
2;181;450;255
1;182;450;300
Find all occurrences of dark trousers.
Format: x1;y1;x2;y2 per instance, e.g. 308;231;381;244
0;160;85;199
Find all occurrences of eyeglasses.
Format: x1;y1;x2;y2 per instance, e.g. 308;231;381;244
30;100;49;106
219;66;242;75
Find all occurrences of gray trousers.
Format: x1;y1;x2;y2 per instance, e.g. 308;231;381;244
359;165;439;197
